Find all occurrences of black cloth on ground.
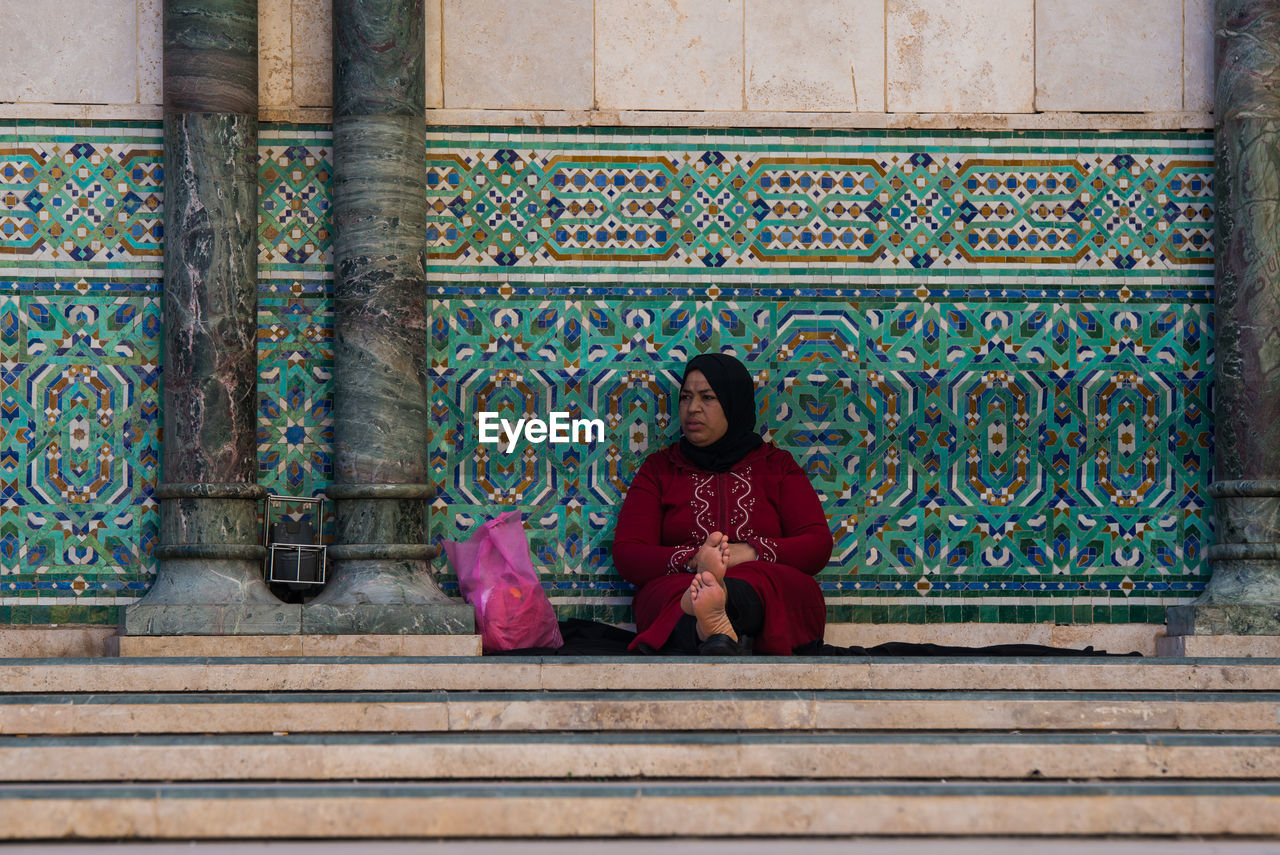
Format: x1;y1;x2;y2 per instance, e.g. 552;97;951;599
490;618;1142;657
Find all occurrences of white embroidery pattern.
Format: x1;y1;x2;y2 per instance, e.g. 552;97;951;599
689;472;716;541
727;470;752;540
667;544;696;574
754;537;778;563
688;467;757;542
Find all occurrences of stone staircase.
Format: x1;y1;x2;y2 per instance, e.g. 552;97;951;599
0;655;1278;839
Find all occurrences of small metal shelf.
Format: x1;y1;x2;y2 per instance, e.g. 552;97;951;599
263;494;326;588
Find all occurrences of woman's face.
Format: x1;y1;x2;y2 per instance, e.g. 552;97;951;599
679;369;729;447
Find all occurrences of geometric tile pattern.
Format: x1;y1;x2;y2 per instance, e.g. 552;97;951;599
428;296;1212;626
0;121;1215;626
0;123;163;277
256;292;333;497
424;130;1212;275
0;289;161;618
256;127;335;538
259;133;332;271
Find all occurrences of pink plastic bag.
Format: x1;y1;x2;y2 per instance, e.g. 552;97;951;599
442;511;563;652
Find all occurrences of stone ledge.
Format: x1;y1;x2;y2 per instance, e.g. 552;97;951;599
3;690;1279;735
117;633;481;658
0;628;116;659
122;604;302;636
4;732;1277;782
121;603;476;639
1157;635;1280;658
300;603;474;636
1166;604;1280;636
431;108;1217;131
0;622;1181;660
1;781;1278;838
0;103;1215;131
3;659;1279;694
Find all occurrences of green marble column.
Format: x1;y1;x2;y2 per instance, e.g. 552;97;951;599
1167;0;1280;637
304;0;472;633
125;0;298;635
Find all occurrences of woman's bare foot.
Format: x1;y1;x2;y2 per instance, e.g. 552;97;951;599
694;531;730;586
681;532;731;616
690;572;736;642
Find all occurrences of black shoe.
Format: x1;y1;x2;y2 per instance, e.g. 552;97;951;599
699;633;752;656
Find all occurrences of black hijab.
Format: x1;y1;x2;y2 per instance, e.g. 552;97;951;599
678;353;764;473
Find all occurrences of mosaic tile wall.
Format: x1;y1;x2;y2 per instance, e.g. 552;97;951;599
1;122;163;624
0;121;1214;626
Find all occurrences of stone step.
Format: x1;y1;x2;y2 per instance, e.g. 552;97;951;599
0;623;1171;659
2;780;1278;838
3;656;1279;693
2;690;1278;735
3;732;1279;782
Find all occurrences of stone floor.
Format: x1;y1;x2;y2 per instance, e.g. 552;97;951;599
6;839;1280;853
1;657;1279;839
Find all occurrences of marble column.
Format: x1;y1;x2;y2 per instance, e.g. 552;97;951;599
1167;0;1280;637
303;0;472;633
125;0;298;635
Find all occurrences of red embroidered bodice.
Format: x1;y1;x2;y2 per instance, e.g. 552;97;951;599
613;442;833;584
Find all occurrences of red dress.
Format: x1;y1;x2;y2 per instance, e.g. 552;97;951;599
612;442;833;655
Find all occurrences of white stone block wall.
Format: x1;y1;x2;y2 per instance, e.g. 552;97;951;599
0;0;161;115
745;0;885;113
887;0;1035;113
1036;0;1184;112
0;0;1214;127
445;0;592;110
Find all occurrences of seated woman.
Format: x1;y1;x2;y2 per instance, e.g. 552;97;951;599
612;353;834;655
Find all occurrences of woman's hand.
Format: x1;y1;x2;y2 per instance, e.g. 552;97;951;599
725;542;757;567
